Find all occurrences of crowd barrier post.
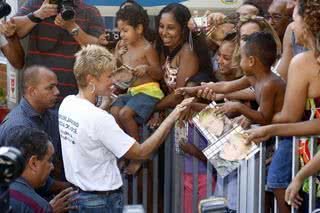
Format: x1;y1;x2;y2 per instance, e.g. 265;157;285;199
259;142;266;213
309;136;317;213
291;136;300;213
164;127;174;213
192;127;199;213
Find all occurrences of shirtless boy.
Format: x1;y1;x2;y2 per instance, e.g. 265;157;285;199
110;5;163;174
177;31;286;125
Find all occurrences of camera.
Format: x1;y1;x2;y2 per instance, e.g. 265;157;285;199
0;147;25;213
50;0;75;21
105;29;120;49
0;0;11;19
193;16;208;29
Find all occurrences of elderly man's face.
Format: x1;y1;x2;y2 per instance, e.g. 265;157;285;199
266;1;291;39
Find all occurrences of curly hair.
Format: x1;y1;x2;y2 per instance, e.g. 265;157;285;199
298;0;320;56
116;5;148;35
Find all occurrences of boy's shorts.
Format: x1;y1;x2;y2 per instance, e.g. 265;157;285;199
112;93;159;124
267;137;293;189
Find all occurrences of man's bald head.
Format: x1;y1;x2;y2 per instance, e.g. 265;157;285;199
22;66;59;112
270;0;292;16
266;0;292;40
23;66;55;93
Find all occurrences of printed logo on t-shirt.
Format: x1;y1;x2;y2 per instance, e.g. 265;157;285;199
59;114;79;144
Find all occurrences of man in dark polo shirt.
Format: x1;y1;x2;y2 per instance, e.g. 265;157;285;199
8;127;76;213
13;0;104;100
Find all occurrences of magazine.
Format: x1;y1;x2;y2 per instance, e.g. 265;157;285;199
192;101;259;177
111;64;136;90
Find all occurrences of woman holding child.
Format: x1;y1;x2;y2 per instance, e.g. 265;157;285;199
154;3;212;110
152;4;215;212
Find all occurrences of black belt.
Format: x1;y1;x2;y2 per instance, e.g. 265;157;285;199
79;187;122;196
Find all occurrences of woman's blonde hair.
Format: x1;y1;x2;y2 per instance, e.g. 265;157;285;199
73;44;116;88
232;16;282;70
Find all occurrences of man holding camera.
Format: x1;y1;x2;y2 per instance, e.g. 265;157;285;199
8;127;77;213
13;0;104;100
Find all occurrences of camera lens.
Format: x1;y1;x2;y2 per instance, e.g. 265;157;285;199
0;2;11;19
0;147;25;185
113;33;120;41
61;5;75;20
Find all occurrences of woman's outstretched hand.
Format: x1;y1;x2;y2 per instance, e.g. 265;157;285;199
285;177;304;209
175;86;200;97
245;126;273;145
169;98;195;121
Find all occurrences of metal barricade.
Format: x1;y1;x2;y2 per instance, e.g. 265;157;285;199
121;122;320;213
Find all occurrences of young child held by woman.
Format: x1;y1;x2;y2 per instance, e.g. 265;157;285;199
110;5;164;174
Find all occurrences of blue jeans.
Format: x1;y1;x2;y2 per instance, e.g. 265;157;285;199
70;191;123;213
267;137;292;189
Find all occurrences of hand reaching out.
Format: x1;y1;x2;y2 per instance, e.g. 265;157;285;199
215;101;241;115
49;187;78;213
0;19;16;37
169;97;195;121
245;126;273;145
285;177;304;209
233;115;252;129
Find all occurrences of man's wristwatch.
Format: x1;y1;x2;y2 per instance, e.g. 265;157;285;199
27;12;43;23
70;26;80;36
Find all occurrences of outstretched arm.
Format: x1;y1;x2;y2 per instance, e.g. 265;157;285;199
286;150;320;208
247;119;320;143
176;76;251;98
124;98;194;160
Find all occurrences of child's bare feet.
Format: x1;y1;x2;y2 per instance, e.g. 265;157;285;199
124;160;142;175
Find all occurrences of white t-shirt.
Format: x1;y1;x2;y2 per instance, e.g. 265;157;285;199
59;95;135;191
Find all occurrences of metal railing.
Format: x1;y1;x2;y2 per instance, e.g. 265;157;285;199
122;125;320;213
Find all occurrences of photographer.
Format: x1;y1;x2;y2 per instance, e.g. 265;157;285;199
12;0;104;99
8;127;77;212
0;19;24;69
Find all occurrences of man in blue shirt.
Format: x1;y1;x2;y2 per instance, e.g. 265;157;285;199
0;65;67;194
8;127;76;212
0;65;60;148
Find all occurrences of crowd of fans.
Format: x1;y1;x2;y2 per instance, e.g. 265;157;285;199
0;0;320;212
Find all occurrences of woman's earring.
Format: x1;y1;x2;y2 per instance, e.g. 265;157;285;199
90;83;96;94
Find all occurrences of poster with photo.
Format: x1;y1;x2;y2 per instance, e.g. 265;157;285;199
192;102;259;177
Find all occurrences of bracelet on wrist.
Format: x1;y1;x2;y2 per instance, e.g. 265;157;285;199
27;12;43;23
